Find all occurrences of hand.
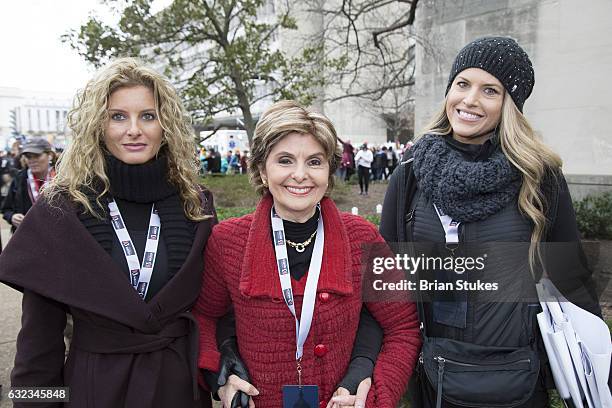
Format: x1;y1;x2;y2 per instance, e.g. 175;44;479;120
216;337;252;407
218;374;258;408
11;213;24;227
326;377;371;408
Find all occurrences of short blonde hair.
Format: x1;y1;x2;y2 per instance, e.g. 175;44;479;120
248;100;341;195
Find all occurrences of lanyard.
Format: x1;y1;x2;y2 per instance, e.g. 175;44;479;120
108;200;161;300
432;204;468;328
27;168;52;203
270;205;324;366
433;204;461;244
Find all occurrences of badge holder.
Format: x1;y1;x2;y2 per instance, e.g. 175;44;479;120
282;359;318;408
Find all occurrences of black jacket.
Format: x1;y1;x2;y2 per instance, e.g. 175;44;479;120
380;147;601;316
379;140;603;407
1;169;33;232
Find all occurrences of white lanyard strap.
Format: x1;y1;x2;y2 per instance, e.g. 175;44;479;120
271;205;324;361
27;168;51;203
433;204;460;244
108;200;161;300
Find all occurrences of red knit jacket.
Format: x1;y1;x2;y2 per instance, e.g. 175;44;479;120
194;195;421;407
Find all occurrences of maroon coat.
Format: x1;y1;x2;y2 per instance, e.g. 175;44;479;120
0;192;216;408
194;195;421;408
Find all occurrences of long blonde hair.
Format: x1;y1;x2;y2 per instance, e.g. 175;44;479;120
421;93;562;272
44;58;208;221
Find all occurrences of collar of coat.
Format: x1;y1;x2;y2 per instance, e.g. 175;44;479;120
238;194;354;299
0;192;215;333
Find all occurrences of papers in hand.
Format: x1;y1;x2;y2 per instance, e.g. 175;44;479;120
537;278;611;408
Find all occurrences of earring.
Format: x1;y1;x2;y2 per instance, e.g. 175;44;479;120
262;178;268;187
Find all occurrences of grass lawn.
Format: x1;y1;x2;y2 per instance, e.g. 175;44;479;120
201;174;259;208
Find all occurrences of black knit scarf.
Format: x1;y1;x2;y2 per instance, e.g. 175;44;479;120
78;154;195;278
411;134;522;223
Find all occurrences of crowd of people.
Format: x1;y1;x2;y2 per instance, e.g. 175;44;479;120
340;142;404;181
199;141;408;190
338;141;411;195
199;148;249;175
0;35;607;408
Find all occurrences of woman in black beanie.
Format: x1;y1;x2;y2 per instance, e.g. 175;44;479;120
380;37;602;407
0;58;216;407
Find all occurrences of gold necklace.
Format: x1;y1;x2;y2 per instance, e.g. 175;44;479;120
286;230;317;253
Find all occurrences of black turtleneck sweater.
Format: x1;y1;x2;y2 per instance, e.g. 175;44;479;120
109;199;169;301
280;208;319;281
79;154;195;301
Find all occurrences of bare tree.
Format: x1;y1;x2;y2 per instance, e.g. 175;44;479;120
362;88;414;143
299;0;422;140
301;0;418;99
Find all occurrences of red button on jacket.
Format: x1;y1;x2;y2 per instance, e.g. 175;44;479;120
314;344;328;357
318;292;330;302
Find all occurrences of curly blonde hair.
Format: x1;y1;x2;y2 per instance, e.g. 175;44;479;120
248;100;342;196
421;93;562;272
44;57;208;220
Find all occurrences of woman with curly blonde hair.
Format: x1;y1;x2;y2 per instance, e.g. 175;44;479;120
0;58;216;408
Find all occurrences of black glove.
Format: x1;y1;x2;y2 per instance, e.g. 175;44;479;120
336;307;382;393
337;356;375;394
204;337;251;408
230;388;249;408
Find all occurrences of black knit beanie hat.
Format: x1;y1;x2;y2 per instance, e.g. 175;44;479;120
445;37;535;112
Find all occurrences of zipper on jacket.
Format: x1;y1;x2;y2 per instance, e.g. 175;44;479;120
439;356;531;367
458;223;465;242
435;356;445;408
405;209;415;223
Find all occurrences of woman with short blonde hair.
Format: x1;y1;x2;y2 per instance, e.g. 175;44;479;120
194;100;421;408
247;100;341;196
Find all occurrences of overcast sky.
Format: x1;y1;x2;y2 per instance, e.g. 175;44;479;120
0;0;170;96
